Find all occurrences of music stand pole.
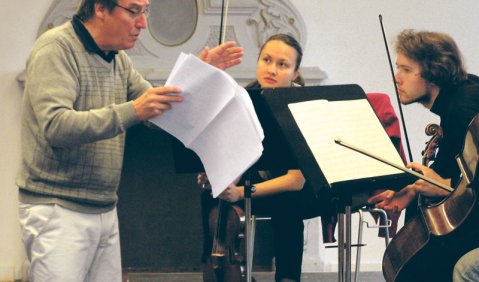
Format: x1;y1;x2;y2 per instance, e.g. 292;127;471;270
338;212;344;281
244;178;255;282
337;201;353;282
346;205;352;282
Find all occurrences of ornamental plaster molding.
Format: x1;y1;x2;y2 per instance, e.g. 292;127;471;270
19;0;326;87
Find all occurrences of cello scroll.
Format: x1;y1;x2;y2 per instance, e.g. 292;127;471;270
422;123;443;167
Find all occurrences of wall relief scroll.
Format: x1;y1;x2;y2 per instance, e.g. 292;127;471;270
19;0;326;87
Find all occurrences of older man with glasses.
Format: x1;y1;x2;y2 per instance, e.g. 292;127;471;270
16;0;243;281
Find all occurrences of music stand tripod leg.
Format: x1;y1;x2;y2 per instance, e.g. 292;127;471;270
244;180;255;282
338;212;344;282
338;205;353;282
346;205;352;282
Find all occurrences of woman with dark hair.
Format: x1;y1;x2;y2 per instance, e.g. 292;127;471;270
199;34;328;282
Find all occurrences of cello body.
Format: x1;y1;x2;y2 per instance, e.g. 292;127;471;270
383;115;479;282
203;200;248;282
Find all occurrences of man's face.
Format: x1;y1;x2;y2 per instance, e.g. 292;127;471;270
395;52;432;106
101;0;149;51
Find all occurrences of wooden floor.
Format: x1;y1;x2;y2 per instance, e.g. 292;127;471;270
123;271;386;282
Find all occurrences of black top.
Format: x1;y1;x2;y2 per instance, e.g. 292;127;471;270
430;74;479;186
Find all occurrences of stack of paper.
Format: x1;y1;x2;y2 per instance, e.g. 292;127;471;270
150;53;264;197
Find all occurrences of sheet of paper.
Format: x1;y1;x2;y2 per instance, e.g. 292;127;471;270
189;90;264;197
150;53;264;197
288;99;404;185
150;53;235;147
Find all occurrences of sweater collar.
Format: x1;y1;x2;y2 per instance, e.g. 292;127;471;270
430;87;449;117
71;15;118;63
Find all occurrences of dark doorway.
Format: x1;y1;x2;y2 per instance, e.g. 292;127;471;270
118;124;274;273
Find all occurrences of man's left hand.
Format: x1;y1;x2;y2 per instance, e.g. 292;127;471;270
406;162;451;197
198;41;243;70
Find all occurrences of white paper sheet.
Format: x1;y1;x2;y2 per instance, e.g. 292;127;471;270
150;53;264;197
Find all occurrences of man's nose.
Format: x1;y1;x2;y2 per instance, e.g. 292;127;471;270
136;13;148;29
394;72;402;84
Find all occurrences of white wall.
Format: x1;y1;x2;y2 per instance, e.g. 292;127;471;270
296;0;479;161
0;0;55;280
2;0;479;280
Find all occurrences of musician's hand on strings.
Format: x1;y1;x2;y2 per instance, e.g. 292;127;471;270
197;172;211;189
368;188;415;213
407;162;451;197
198;41;244;70
218;183;243;203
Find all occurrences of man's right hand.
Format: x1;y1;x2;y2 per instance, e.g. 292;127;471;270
133;86;182;120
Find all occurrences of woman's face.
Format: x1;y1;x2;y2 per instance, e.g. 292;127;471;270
256;40;299;88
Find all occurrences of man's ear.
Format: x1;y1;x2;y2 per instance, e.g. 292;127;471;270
94;3;107;20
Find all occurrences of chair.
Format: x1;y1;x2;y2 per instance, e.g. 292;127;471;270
248;215;272;273
331;203;393;282
354;207;391;282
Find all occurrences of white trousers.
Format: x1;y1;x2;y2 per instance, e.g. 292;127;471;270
19;203;122;282
454;247;479;282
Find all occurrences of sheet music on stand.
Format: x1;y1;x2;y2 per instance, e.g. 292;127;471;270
260;84;416;197
288;99;403;185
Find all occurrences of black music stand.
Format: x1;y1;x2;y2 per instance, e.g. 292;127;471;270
260;84;415;282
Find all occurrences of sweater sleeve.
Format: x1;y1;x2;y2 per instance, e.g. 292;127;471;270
25;38;143;148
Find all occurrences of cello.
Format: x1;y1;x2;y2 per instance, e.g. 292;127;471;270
202;0;250;280
203;198;248;282
382;114;479;282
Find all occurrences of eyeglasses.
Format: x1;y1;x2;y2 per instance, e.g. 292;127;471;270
114;3;150;18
